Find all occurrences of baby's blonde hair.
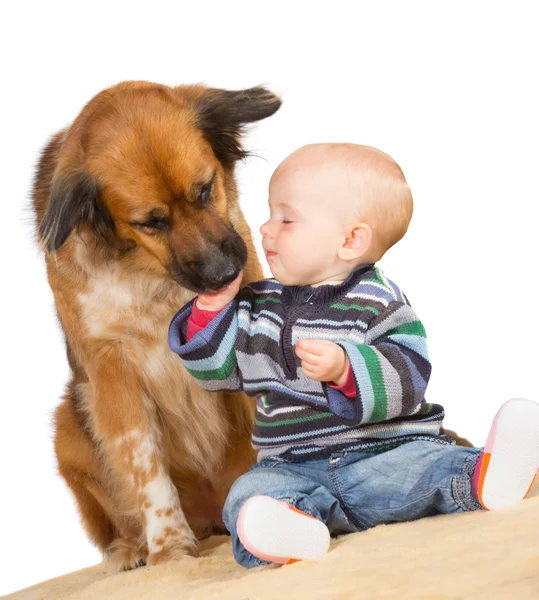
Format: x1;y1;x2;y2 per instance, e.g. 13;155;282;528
289;143;413;262
347;145;413;262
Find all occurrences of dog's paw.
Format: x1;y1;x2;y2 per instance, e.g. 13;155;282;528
147;538;200;566
104;538;148;572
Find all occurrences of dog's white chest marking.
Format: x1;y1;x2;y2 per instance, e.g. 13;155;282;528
76;260;183;341
78;268;143;337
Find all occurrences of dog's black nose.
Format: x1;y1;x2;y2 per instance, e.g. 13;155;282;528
173;230;247;293
206;266;240;290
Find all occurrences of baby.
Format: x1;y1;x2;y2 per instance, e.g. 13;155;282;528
169;143;539;568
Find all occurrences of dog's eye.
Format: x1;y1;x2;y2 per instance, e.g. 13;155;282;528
200;183;212;206
139;219;168;231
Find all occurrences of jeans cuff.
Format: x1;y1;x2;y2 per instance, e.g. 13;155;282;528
276;495;318;518
452;450;484;512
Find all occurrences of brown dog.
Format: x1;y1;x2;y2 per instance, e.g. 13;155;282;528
32;81;281;568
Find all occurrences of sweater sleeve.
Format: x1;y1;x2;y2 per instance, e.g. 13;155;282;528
323;301;431;424
327;364;356;398
186;301;224;340
168;296;243;392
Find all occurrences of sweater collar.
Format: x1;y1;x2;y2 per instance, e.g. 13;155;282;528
281;263;375;308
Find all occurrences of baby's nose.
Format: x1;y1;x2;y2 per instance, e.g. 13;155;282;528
259;221;270;236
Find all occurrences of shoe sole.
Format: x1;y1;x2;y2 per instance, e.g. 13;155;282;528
237;495;330;564
477;398;539;510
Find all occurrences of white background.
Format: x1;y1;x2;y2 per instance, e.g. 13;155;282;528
1;1;538;595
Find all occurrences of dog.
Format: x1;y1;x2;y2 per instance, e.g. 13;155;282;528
32;81;281;568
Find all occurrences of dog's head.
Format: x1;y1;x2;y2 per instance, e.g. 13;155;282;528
38;82;281;292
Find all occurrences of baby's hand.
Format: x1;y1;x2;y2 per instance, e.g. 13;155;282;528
295;339;349;386
196;271;244;311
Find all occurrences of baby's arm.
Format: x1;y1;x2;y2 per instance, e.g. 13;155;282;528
297;301;431;424
341;301;431;423
185;271;243;339
168;272;245;391
295;339;355;397
186;303;224;340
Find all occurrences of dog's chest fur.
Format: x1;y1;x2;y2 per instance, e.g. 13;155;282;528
71;239;231;479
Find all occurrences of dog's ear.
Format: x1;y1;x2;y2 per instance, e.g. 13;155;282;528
39;171;115;252
196;86;281;163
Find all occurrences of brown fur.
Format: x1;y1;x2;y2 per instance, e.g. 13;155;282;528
32;81;281;569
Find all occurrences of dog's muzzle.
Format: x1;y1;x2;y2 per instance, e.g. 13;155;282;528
171;232;248;292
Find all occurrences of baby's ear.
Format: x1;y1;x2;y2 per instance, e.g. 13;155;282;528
338;223;373;261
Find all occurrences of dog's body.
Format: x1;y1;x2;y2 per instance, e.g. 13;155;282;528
33;81;280;568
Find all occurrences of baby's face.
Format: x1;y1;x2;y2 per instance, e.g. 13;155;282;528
260;164;352;287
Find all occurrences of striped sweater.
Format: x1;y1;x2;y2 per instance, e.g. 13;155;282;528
168;264;447;461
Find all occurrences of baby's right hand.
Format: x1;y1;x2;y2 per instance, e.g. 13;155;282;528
196;271;244;311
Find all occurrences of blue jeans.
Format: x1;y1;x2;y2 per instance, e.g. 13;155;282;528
223;440;483;568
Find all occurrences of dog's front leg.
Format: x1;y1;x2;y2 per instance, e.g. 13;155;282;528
87;343;199;565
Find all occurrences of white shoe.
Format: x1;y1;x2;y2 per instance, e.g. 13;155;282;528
476;398;539;510
237;495;330;564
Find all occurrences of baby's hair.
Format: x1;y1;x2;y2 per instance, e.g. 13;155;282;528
347;146;413;262
292;143;413;262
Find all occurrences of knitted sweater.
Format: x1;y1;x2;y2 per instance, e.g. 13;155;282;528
185;303;359;397
168;264;447;461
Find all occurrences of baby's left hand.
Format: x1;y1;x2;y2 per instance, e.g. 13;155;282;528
295;339;349;386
